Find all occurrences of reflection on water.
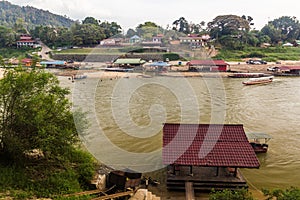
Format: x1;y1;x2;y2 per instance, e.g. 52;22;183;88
67;75;300;191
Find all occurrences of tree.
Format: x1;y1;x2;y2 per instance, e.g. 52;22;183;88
0;26;17;47
82;17;100;26
207;15;251;49
137;21;159;29
172;17;190;34
99;21;122;38
190;21;206;34
208;15;250;38
0;68;85;163
126;28;137;38
261;16;300;43
261;23;282;44
135;21;163;40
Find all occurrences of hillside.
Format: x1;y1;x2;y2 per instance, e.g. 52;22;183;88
0;1;75;29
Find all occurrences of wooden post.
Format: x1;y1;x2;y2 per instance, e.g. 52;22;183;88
234;167;237;177
185;182;195;200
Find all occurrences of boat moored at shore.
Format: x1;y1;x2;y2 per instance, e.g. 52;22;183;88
242;76;274;85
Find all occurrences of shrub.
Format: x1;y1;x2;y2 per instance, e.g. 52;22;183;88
262;187;300;200
209;188;254;200
163;53;180;61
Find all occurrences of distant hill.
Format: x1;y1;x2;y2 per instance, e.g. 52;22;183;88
0;1;75;29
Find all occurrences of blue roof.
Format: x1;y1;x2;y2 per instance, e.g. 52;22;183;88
40;60;66;65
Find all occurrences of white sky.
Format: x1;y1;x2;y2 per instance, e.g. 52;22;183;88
8;0;300;32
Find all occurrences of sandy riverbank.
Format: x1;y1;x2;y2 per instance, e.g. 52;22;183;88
53;60;300;79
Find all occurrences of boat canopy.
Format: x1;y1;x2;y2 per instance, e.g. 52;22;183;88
246;132;272;140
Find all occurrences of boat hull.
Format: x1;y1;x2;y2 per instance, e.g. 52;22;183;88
242;76;273;85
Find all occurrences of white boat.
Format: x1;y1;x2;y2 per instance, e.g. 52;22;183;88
242;76;274;85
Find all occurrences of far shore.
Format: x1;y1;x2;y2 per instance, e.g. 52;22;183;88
1;60;300;80
50;60;300;79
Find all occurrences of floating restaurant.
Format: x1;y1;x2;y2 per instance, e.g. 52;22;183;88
162;123;260;192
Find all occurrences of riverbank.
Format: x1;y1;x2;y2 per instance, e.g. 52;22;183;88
51;59;300;79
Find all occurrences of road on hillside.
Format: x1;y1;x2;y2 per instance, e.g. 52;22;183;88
38;41;54;61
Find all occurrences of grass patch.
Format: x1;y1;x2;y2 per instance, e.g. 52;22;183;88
0;48;39;59
213;47;300;61
0;149;97;199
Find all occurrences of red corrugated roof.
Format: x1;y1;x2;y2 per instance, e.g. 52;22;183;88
17;40;35;43
279;66;300;70
188;60;229;66
163;123;260;168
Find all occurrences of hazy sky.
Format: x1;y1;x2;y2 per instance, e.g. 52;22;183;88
8;0;300;32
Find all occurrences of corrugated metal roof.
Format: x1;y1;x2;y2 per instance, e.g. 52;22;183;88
163;123;260;168
188;60;229;66
40;61;66;65
114;58;145;65
246;132;272;140
279;66;300;70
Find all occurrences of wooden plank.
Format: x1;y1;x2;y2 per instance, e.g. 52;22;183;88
63;189;104;197
91;191;133;200
63;185;116;197
185;182;195;200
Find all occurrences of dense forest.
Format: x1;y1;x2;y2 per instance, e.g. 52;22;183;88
0;1;74;29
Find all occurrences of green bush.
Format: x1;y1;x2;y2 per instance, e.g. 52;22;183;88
262;187;300;200
241;51;266;58
209;188;254;200
163;53;180;61
0;148;97;198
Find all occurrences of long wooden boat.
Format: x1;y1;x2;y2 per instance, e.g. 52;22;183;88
242;76;273;85
246;132;272;153
228;72;266;78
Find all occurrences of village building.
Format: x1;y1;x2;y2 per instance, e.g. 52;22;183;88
113;58;145;68
163;123;260;192
100;38;123;46
187;60;229;72
16;34;37;48
21;58;32;67
40;60;67;68
276;66;300;76
129;35;141;44
141;35;163;47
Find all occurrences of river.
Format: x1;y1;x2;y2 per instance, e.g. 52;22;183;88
59;74;300;197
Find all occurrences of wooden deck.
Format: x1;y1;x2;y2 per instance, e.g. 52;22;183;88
167;166;248;191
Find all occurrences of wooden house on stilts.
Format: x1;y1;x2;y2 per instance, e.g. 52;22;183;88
162;123;260;192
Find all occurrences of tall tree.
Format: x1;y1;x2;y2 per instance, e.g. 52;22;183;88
82;17;100;26
135;21;162;39
99;21;122;38
172;17;190;34
0;68;85;163
0;26;17;47
262;16;300;43
207;15;250;38
207;15;250;49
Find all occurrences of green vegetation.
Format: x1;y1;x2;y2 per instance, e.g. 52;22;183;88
0;1;74;29
0;67;97;199
0;48;37;59
213;47;300;62
263;187;300;200
209;188;254;200
0;149;96;199
209;187;300;200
